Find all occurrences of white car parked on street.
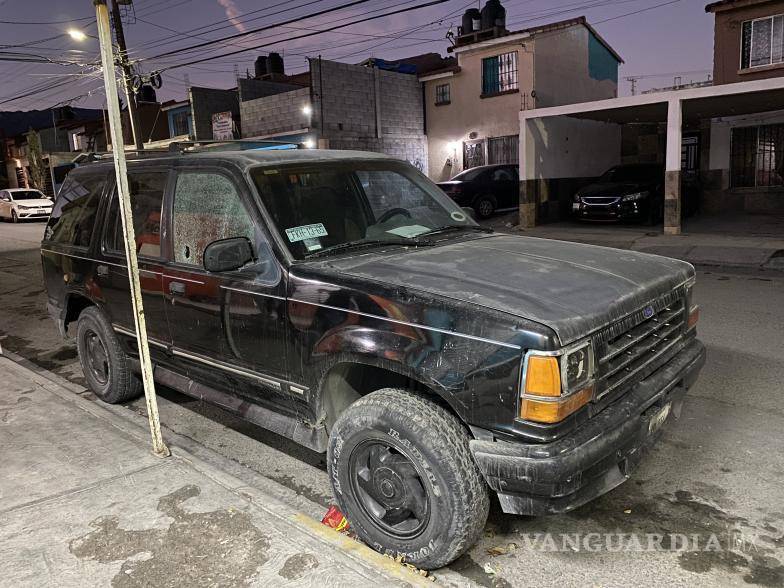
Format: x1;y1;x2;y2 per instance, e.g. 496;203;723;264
0;188;53;222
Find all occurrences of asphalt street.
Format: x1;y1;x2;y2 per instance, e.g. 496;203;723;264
2;220;783;587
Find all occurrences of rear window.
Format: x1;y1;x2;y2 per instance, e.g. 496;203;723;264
104;170;167;258
45;173;106;247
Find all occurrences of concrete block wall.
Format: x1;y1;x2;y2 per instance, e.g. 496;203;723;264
311;58;428;174
189;87;240;140
239;87;311;138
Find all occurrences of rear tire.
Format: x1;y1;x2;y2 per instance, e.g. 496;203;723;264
474;195;496;219
327;388;489;570
76;307;142;404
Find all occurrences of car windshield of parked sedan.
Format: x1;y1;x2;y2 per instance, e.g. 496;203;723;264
251;160;480;259
600;165;662;183
11;190;46;200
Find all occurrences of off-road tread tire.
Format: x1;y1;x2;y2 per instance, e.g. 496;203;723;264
76;307;142;404
328;388;490;569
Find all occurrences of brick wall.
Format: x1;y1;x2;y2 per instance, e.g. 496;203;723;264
239;86;311;138
189;87;240;140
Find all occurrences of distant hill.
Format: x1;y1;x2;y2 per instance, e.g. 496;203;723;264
0;107;104;138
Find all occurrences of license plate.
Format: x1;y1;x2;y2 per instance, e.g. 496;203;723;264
648;402;671;434
37;209;45;214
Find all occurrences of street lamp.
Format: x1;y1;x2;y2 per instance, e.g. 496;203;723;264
67;29;88;42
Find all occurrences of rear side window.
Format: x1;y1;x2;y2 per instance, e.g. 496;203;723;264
105;170;167;258
171;171;255;267
45;173;106;247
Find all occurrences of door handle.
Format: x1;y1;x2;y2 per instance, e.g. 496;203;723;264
169;281;186;295
96;264;109;277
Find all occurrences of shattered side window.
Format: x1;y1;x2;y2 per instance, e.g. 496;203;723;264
172;172;255;267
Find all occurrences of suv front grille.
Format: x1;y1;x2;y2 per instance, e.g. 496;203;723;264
594;291;686;399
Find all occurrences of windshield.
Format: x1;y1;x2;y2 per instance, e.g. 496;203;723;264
251;160;479;260
450;167;484;182
11;190;45;200
600;165;662;183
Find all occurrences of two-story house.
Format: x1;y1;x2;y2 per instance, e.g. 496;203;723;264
420;13;623;182
706;0;784;212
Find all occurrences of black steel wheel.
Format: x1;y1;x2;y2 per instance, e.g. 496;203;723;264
76;307;142;404
328;388;489;570
349;437;431;539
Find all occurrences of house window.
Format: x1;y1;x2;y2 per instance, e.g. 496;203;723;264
730;124;784;188
481;51;518;96
171;110;191;136
488;135;519;165
741;14;784;69
435;83;450;105
463;140;485;169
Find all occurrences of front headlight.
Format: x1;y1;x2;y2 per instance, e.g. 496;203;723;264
621;191;648;202
520;340;596;423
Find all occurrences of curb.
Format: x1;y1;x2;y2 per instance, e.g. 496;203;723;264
0;350;443;587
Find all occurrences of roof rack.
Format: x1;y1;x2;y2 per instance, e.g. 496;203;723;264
167;139;306;153
72;139;307;165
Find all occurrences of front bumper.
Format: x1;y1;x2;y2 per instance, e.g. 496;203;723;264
17;208;52;219
470;338;706;515
573;200;646;221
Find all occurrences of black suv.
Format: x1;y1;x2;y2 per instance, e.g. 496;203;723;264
42;149;705;569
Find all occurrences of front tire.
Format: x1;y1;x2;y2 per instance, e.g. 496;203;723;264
76;307;142;404
11;210;18;223
327;389;489;569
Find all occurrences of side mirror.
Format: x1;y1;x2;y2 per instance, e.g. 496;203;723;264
203;237;254;273
461;206;476;221
1;196;10;202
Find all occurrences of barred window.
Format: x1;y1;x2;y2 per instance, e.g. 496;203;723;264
731;124;784;188
435;83;450;105
482;51;518;96
741;14;784;69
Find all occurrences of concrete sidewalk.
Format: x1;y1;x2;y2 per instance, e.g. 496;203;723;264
487;213;784;272
0;355;435;587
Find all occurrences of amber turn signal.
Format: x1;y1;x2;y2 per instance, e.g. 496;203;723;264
520;387;593;423
687;305;700;330
524;355;561;397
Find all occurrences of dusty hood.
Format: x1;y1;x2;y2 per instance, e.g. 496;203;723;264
324;234;694;345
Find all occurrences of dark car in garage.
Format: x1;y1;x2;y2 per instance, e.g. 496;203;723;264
437;164;519;218
573;163;664;224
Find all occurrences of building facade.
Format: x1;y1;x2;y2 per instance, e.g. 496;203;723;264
706;0;784;213
421;16;622;182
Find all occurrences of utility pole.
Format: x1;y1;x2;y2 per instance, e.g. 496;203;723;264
94;0;169;457
109;0;143;150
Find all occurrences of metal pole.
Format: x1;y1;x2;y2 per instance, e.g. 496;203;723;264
94;0;169;457
110;0;144;150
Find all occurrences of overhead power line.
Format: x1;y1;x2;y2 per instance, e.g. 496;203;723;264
149;0;450;73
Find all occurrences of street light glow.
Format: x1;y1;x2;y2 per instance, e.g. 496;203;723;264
67;29;88;42
302;104;313;116
304;139;315;149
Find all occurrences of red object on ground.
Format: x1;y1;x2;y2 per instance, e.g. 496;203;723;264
321;505;350;532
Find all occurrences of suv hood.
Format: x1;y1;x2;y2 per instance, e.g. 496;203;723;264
323;234;693;346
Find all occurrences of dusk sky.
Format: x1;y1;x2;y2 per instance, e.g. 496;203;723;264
0;0;715;111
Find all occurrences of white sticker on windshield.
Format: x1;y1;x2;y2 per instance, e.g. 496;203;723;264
286;223;328;242
386;225;431;238
450;211;466;222
303;238;322;251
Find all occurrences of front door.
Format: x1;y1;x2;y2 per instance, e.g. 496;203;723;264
160;167;292;414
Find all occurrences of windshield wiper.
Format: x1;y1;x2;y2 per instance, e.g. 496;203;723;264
304;237;431;259
416;225;493;238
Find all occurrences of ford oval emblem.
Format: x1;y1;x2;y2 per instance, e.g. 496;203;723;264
643;306;655;319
